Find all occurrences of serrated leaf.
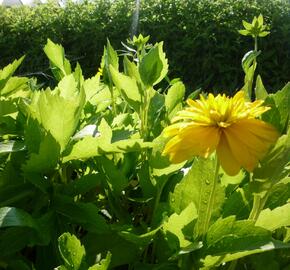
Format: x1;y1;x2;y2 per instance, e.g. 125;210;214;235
0;99;18;118
58;233;86;270
255;75;268;100
43;39;71;81
109;65;141;112
0;76;29;97
23;132;60;174
256;203;290;231
165;81;185;120
163;202;197;249
27;75;85;152
253;131;290;186
262;82;290;133
0;56;25;91
139;42;168;86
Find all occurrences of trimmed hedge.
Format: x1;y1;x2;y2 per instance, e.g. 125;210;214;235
0;0;289;93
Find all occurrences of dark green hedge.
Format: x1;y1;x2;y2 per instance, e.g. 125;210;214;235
0;0;289;93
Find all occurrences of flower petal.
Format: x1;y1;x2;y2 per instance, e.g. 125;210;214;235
223;127;260;172
163;125;220;163
217;134;241;176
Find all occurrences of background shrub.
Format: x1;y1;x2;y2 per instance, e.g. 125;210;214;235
0;0;289;93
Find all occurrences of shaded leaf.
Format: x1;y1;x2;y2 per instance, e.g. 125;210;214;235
139;42;168;86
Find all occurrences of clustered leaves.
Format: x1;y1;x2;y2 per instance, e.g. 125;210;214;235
0;17;289;270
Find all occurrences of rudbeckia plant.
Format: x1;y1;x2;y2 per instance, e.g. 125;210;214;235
0;16;289;270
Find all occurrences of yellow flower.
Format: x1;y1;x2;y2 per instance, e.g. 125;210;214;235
162;91;279;176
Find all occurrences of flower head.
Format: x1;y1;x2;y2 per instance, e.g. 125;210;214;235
162;91;279;175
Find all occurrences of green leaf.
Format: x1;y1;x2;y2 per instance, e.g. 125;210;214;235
0;227;32;257
123;56;141;82
253;131;290;187
88;252;111;270
0;183;35;207
0;98;18;118
53;195;109;234
139;42;168;86
43;39;71;81
201;240;290;268
0;140;26;156
163;202;197;249
0;56;25;91
84;232;139;268
199;216;290;267
170;158;225;239
0;207;38;230
118;226;161;246
150;135;185;177
83;74;101;104
220;169;245;186
255;75;268;100
27;75;85;152
165;81;185;120
98;156;128;195
262;82;290;133
242;20;253;31
63;137;151;162
242;50;260;74
109;65;141;112
23;132;60;174
256;203;290;231
58;233;86;270
222;184;252;220
64;173;101;196
258;31;270;37
0;76;29;97
238;29;250;36
102;40;119;87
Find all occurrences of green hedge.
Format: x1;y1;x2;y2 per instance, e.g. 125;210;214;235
0;0;289;92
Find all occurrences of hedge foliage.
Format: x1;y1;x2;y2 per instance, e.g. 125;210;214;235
0;0;289;93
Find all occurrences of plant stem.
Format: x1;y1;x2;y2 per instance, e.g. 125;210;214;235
110;85;117;116
201;158;220;239
249;193;269;221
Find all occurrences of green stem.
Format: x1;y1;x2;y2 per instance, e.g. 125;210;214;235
201;158;220;239
254;36;258;52
249;193;269;221
110;85;117;116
